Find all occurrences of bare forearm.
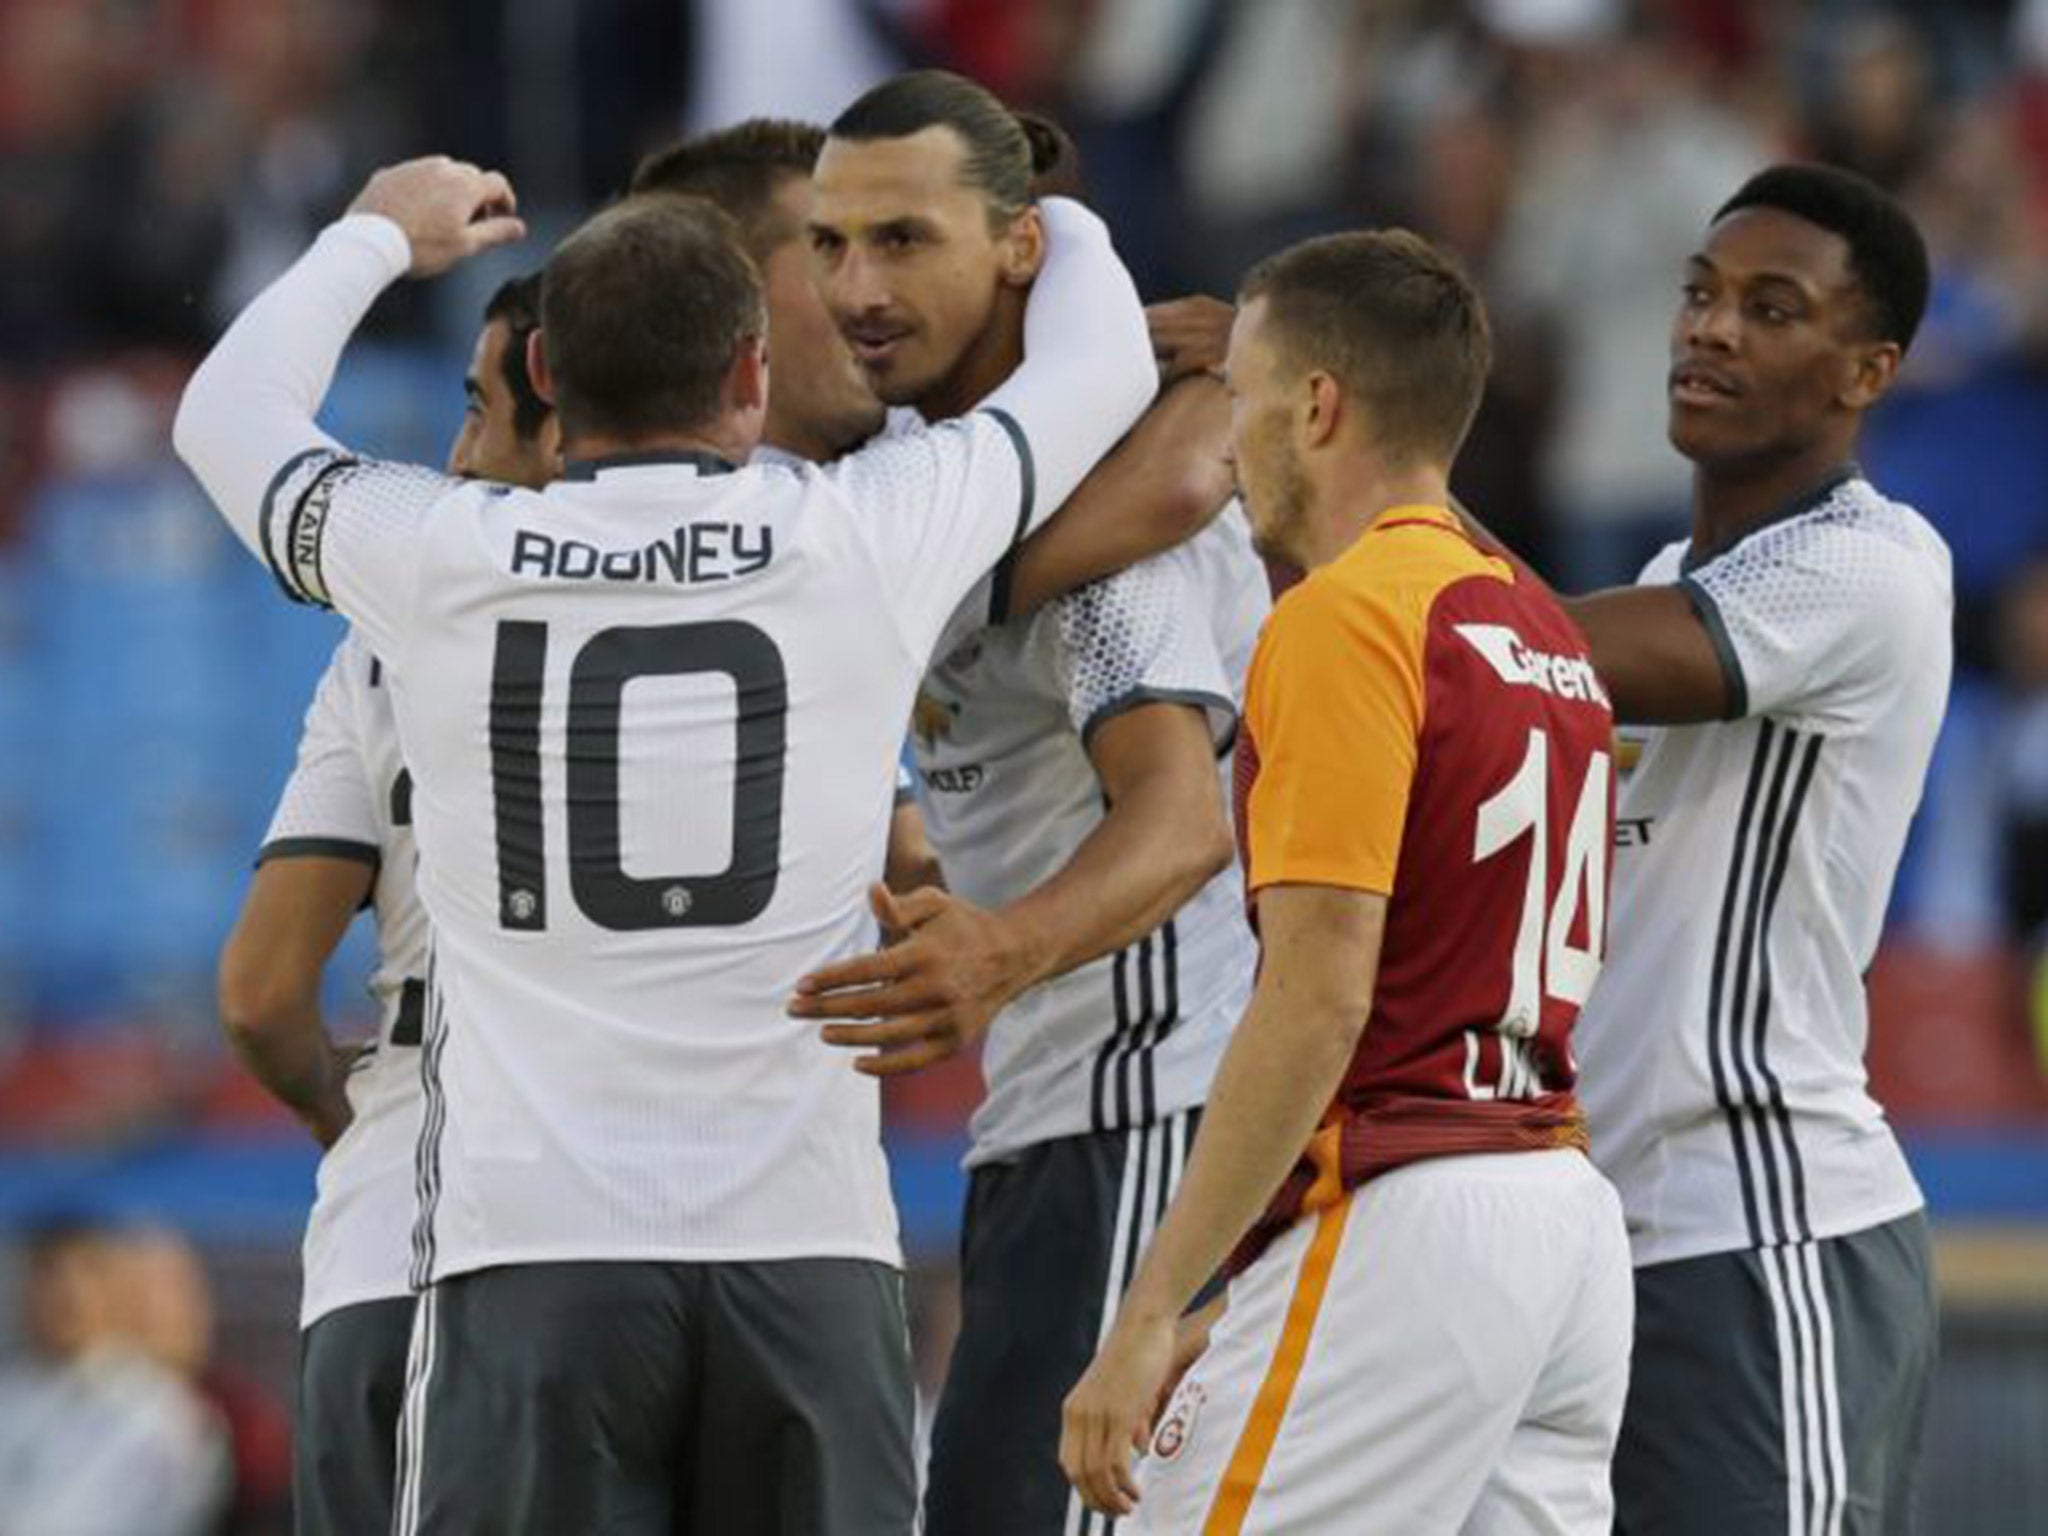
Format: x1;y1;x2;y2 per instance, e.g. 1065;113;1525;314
1005;375;1233;618
982;198;1156;526
999;790;1226;989
1121;985;1359;1322
222;997;350;1143
883;804;944;894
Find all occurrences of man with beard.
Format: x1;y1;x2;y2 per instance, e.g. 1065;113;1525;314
631;118;1241;897
177;148;1154;1533
792;72;1267;1534
1063;228;1631;1534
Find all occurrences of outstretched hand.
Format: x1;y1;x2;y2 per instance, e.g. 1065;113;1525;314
349;156;525;278
791;883;1038;1077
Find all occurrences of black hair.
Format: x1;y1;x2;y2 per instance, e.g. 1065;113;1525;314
482;272;550;441
1016;110;1084;201
828;70;1035;226
1715;163;1931;352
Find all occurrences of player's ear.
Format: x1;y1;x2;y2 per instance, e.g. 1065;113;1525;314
1840;340;1899;412
1302;370;1343;451
998;204;1045;289
526;330;556;406
726;334;769;416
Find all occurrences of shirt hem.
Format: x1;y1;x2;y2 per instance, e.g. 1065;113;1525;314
1626;1188;1927;1270
965;1087;1212;1168
1246;860;1395;898
299;1280;413;1331
421;1236;906;1283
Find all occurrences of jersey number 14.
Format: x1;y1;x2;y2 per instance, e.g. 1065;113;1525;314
1466;728;1611;1099
488;619;788;932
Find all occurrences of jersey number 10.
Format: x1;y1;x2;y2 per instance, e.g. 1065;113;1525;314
488;618;789;932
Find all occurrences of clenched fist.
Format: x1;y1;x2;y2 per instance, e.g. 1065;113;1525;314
349;155;526;278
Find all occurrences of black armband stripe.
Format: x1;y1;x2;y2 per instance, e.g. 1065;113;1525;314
282;457;357;608
1679;575;1749;720
258;447;334;605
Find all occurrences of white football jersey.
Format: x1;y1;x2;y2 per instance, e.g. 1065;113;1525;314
175;201;1156;1283
259;425;1065;1282
915;505;1268;1164
258;631;424;1327
1575;473;1952;1267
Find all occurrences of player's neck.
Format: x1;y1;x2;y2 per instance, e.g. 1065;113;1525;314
1688;435;1858;564
761;413;831;466
1310;466;1451;569
560;422;754;473
914;292;1027;422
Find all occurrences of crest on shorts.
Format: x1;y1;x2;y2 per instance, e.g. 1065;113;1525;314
1151;1381;1206;1464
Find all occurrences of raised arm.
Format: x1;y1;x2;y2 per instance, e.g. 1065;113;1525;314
1559;586;1732;724
997;374;1235;621
173;159;520;549
828;195;1158;658
978;196;1157;527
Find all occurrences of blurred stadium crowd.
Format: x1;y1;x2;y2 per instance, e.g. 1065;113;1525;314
2;0;2048;1529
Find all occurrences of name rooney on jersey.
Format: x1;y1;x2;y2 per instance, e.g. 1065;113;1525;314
509;523;774;584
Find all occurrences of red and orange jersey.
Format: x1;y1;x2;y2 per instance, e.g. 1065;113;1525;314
1231;505;1613;1270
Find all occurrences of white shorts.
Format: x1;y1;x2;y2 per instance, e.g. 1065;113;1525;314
1135;1149;1632;1536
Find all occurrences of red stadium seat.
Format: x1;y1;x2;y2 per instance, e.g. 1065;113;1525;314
1867;940;2048;1124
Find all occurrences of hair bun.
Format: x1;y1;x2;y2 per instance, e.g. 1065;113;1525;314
1014;112;1083;200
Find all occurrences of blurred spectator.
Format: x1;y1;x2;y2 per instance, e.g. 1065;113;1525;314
1804;10;1942;189
1908;557;2048;1072
120;1230;292;1536
0;1218;230;1536
1493;2;1773;589
1863;72;2048;665
1990;562;2048;955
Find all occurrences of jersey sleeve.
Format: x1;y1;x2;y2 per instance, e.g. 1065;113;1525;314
258;449;455;658
1054;550;1236;751
1244;577;1424;896
257;638;383;871
823;412;1035;662
1679;512;1945;730
171;211;448;658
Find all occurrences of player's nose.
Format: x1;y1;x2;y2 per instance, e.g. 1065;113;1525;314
1680;292;1740;354
828;249;892;319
